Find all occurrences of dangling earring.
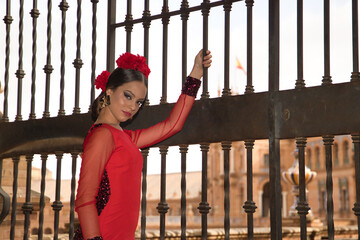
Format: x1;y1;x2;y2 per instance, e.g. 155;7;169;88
100;95;111;109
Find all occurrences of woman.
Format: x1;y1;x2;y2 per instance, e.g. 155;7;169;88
75;50;212;240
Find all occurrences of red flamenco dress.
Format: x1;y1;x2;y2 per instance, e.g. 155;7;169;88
74;77;201;240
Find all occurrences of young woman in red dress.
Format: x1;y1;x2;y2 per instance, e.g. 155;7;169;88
74;50;212;240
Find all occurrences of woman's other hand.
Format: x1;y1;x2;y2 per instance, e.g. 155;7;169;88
189;49;212;80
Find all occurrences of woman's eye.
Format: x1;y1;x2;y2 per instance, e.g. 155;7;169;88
124;93;132;100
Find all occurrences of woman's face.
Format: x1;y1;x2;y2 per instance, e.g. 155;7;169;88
106;81;147;123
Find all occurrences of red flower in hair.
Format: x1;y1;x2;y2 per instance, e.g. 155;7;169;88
116;52;151;79
95;70;110;92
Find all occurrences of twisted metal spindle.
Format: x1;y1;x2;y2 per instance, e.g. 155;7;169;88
15;0;25;121
90;0;99;108
3;0;13;122
142;0;151;106
160;0;169;104
201;0;210;99
73;0;83;114
125;0;133;52
0;158;10;224
43;0;53;118
29;0;40;119
22;155;34;239
58;0;69;116
180;1;189;88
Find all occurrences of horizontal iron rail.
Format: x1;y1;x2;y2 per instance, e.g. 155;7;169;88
0;81;359;157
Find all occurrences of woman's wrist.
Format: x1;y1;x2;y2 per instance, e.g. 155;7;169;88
181;76;201;97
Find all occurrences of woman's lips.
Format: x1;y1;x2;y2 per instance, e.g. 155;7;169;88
122;111;131;118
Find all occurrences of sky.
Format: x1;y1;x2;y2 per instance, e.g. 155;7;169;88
0;0;355;179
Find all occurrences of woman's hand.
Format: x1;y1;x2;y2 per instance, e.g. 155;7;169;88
189;49;212;80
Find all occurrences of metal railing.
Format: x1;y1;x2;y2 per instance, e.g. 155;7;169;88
0;1;360;240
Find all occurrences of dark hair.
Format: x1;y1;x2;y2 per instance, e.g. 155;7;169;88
91;68;148;121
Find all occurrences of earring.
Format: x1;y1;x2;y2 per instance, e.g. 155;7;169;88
100;95;111;109
105;95;111;106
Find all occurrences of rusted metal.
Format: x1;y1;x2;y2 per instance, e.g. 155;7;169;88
52;152;64;240
245;0;254;94
157;146;169;240
125;0;133;52
10;156;20;240
322;0;332;86
43;0;53;119
58;0;68;117
142;0;151;106
222;141;231;240
90;0;99;107
0;158;10;224
38;154;48;240
201;0;210;99
296;0;305;89
22;155;34;240
223;1;232;97
198;144;210;240
180;145;188;240
351;0;360;82
160;0;169;105
106;0;116;72
30;1;39;119
73;0;83;115
69;152;79;240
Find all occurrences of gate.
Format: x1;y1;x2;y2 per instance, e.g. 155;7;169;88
0;0;360;240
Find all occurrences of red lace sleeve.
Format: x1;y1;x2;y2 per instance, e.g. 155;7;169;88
75;125;115;239
125;93;196;149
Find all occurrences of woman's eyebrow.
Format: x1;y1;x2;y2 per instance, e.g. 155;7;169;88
124;90;135;97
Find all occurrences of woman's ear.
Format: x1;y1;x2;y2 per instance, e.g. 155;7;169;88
105;88;112;97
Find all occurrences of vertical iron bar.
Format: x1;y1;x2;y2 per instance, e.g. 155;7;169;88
351;0;360;81
201;0;210;99
160;0;169;104
106;0;116;72
323;136;334;240
295;138;310;240
38;154;48;240
157;146;169;240
69;152;79;240
52;152;64;240
245;0;254;94
198;144;211;240
0;158;10;224
269;0;282;239
322;0;332;85
58;0;68;116
222;142;231;240
43;0;53;118
243;140;256;240
223;1;232;97
180;145;188;240
143;0;151;106
22;155;34;240
15;0;25;122
10;156;20;240
29;0;40;119
125;0;133;52
181;0;189;87
295;0;305;89
140;148;149;240
90;0;99;107
351;135;360;237
2;0;13;122
73;0;83;114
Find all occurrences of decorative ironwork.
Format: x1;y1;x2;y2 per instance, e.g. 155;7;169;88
142;0;151;106
125;0;133;52
160;1;170;105
322;0;332;86
10;156;20;240
38;154;48;240
243;140;256;240
179;144;188;240
222;141;231;240
22;155;34;239
295;0;305;89
351;135;360;237
351;0;360;82
222;0;232;97
0;158;10;224
245;0;254;94
73;0;83;115
201;0;210;99
52;152;64;240
157;146;169;240
323;135;334;240
90;0;99;108
69;152;79;240
29;2;40;119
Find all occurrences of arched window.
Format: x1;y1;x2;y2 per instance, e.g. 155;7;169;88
315;147;321;170
333;143;339;167
343;141;350;165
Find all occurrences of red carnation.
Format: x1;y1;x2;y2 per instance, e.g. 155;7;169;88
116;52;151;79
95;70;110;92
